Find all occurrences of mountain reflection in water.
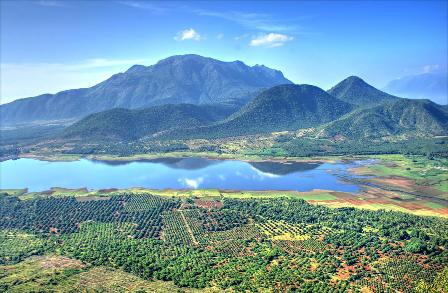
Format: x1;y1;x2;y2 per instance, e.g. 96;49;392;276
1;157;359;192
94;157;320;176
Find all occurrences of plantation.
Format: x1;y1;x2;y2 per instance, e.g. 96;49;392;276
0;192;447;292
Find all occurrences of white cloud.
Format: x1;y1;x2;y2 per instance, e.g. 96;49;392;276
250;166;280;178
174;28;202;41
193;9;300;33
216;33;224;40
250;33;293;47
423;64;441;73
36;1;67;7
0;58;146;104
178;177;204;189
116;1;166;14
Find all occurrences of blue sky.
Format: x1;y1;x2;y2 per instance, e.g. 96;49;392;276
1;0;446;103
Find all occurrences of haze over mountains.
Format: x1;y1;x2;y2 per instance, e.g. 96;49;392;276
1;54;447;142
383;72;447;105
0;54;291;125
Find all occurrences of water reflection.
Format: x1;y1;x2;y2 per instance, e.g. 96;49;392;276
248;161;320;175
0;158;360;193
94;157;321;175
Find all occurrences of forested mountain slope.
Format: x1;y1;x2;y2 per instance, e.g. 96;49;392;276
328;76;399;107
62;104;235;140
320;98;448;139
162;84;353;139
1;54;292;125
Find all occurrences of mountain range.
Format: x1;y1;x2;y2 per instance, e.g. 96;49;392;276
0;54;291;126
159;84;353;139
383;72;447;105
1;54;447;143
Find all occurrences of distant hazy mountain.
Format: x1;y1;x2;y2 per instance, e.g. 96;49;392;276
328;76;399;107
163;84;353;139
0;54;292;125
383;72;447;105
62;104;234;141
320;98;448;139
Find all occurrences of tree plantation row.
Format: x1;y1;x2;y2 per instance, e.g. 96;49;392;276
0;192;447;292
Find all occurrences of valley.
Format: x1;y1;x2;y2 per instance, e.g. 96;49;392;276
2;1;447;292
1;54;447;293
1;169;447;292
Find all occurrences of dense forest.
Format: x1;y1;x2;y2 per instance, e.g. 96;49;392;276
1;192;447;292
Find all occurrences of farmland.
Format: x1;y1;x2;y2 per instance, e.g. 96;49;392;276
0;154;447;291
0;189;447;292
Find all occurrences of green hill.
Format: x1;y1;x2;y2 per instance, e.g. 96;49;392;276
59;79;448;142
165;84;353;139
62;104;235;141
328;76;399;106
320;98;448;139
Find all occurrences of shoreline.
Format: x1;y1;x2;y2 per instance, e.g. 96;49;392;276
9;151;374;164
2;186;447;218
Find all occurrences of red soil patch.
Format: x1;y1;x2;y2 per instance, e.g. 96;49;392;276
371;177;415;190
39;255;85;270
49;227;59;235
194;199;223;209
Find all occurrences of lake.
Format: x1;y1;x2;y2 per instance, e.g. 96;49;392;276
0;157;364;192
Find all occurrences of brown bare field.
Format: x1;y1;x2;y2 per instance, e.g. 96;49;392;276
38;255;85;270
194;199;223;209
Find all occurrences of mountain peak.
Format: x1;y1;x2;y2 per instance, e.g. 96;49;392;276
125;64;146;74
328;76;398;106
344;75;367;83
157;54;210;63
1;54;292;125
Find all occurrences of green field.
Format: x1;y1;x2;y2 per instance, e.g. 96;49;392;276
0;191;447;292
361;155;448;193
1;154;447;291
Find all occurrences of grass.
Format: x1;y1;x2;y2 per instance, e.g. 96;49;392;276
0;255;216;292
0;255;84;292
66;267;206;292
351;155;448;194
422;202;446;209
271;233;311;241
318;201;448;218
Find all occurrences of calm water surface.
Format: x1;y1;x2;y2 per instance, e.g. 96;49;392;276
0;157;363;192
